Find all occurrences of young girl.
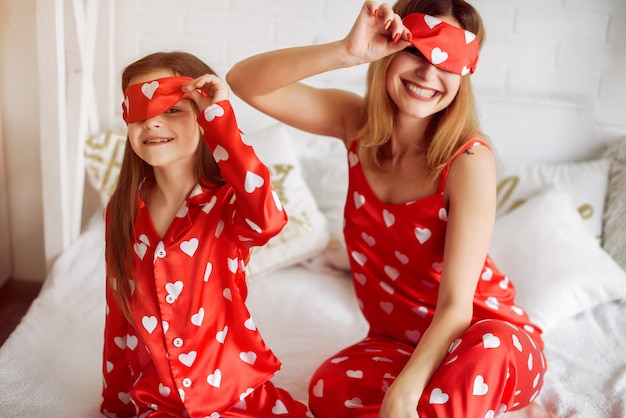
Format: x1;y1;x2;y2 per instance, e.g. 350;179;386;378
227;1;554;417
101;51;308;418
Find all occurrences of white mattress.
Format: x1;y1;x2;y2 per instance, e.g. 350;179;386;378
0;216;625;417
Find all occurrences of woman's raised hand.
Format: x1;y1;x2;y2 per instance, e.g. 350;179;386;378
343;1;412;65
181;74;229;111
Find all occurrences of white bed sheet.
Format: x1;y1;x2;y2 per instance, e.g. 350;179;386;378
1;216;625;417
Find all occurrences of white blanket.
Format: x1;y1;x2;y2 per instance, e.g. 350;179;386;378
1;217;625;417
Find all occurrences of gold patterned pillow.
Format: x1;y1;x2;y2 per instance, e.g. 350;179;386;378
496;159;611;241
84;128;127;206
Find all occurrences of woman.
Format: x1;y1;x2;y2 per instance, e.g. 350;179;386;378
227;1;554;417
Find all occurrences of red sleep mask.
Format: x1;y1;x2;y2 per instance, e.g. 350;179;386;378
122;76;193;124
403;12;479;76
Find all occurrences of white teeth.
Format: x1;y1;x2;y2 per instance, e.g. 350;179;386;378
145;138;171;144
407;84;436;98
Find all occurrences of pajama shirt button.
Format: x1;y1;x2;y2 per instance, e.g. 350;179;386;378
182;378;192;387
173;338;183;347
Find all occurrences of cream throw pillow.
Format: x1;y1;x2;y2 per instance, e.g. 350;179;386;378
489;186;626;333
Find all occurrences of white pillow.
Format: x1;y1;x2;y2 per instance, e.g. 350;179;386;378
245;124;330;277
489;186;626;333
496;159;610;240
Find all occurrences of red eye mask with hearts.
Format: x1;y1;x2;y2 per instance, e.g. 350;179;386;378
122;76;193;124
403;12;479;76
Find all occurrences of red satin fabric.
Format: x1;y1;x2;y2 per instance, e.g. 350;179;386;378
308;140;546;417
122;76;193;124
403;12;480;76
102;101;307;417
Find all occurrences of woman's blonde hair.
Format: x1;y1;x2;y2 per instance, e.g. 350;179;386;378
357;0;487;180
106;51;225;322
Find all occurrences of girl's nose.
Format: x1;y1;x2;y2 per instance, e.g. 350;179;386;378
143;115;162;128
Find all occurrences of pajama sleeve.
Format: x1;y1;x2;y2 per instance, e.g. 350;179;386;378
197;100;287;248
101;220;135;416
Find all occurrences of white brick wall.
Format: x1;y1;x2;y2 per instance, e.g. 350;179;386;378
114;0;626;134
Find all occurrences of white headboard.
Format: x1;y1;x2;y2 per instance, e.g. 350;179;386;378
476;94;603;163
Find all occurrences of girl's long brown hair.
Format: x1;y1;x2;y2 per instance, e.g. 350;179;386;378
106;51;225;322
357;0;487;181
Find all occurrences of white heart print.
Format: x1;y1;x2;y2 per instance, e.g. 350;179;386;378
429;388;449;404
351;251;367;266
465;30;477;44
431;47;449;65
216;325;228;344
180;238;199;257
202;195;218;214
353;192;365;209
344;397;364;408
165;281;183;304
207;369;222;388
395;251;409;265
213;145;229;162
142;316;158;334
141;81;159;100
134;242;148;260
415;227;432;244
245;218;262;233
191;307;204;327
473;375;489;396
312;379;324;397
126;335;138;350
424;14;442;29
348;151;359;167
178;351;197;367
244;171;265;193
204;103;225;121
482;333;501;349
272;400;288;415
158;383;170;397
380;281;394;295
384;265;400;280
239;351;257;365
244;317;256;331
227;257;239;274
203;262;213;282
382;209;395;227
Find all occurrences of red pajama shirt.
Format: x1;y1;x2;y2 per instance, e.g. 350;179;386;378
101;101;307;417
309;140;547;418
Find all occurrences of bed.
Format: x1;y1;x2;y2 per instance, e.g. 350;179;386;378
1;89;626;417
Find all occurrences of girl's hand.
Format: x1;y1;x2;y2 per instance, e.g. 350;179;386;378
181;74;229;111
343;1;412;65
378;377;421;418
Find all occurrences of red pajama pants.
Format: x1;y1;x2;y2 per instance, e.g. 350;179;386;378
308;319;546;418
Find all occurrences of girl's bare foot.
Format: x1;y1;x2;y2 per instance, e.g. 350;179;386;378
503;402;556;418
